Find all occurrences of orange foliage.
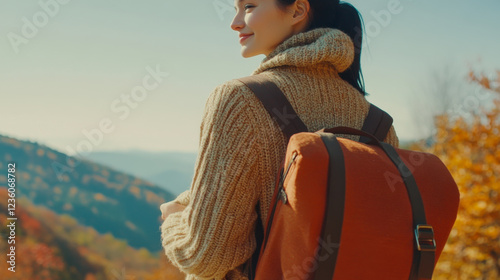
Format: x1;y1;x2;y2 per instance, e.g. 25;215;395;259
36;148;45;157
63;203;73;211
144;189;164;205
47;151;57;160
125;221;137;231
1;137;21;147
21;171;31;181
94;193;107;202
84;273;97;280
91;174;107;184
32;243;65;271
53;186;62;195
129;185;142;199
82;174;91;184
414;69;500;279
18;207;42;233
144;254;186;280
101;169;109;177
0;192;167;280
69;186;78;197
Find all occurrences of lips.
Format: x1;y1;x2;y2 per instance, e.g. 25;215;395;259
239;33;253;43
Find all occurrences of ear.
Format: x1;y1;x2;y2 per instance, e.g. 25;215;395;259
290;0;310;25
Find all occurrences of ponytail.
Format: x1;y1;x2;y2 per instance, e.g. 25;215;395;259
277;0;366;96
332;3;366;96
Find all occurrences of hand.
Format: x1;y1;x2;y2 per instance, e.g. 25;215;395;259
160;201;187;220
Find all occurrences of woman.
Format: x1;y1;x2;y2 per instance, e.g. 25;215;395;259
160;0;399;279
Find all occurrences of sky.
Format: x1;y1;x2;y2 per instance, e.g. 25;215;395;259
1;0;499;155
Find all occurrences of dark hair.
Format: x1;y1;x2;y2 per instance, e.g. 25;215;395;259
276;0;366;96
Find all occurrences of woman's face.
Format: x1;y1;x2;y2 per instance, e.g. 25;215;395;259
231;0;309;58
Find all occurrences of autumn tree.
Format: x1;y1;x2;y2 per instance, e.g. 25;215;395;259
413;69;500;279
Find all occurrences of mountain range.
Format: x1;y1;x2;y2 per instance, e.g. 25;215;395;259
0;134;180;252
82;150;196;196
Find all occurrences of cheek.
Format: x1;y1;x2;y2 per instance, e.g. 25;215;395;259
248;7;281;30
246;12;264;31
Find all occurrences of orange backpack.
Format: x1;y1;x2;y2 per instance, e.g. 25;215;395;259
238;75;460;280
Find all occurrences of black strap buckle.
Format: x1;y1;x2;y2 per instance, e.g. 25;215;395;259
414;224;436;252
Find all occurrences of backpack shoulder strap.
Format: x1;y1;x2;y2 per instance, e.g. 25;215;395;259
237;75;306;280
359;104;394;143
238;75;394;143
237;75;308;141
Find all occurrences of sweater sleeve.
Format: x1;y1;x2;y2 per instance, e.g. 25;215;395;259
172;189;191;206
160;81;263;279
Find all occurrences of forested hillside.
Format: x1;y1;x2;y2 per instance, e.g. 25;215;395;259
0;135;176;252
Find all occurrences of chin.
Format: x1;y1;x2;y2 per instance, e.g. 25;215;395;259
241;47;260;58
241;52;254;58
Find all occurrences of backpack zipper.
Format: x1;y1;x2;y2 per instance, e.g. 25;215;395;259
262;151;298;251
277;152;297;204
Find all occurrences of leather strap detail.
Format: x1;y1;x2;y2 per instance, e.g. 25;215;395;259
314;133;346;280
360;104;393;143
380;142;435;280
237;75;308;141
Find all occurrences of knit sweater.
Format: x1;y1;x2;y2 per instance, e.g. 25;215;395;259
160;27;399;280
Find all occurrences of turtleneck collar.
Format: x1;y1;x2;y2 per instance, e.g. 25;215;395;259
252;27;354;76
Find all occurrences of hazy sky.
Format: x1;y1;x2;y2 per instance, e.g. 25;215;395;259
1;0;499;155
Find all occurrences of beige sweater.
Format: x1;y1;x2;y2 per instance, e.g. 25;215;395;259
160;27;399;280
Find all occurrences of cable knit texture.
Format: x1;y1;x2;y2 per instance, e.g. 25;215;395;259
161;27;399;280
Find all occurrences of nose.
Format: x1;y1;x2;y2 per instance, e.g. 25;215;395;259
230;12;244;31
